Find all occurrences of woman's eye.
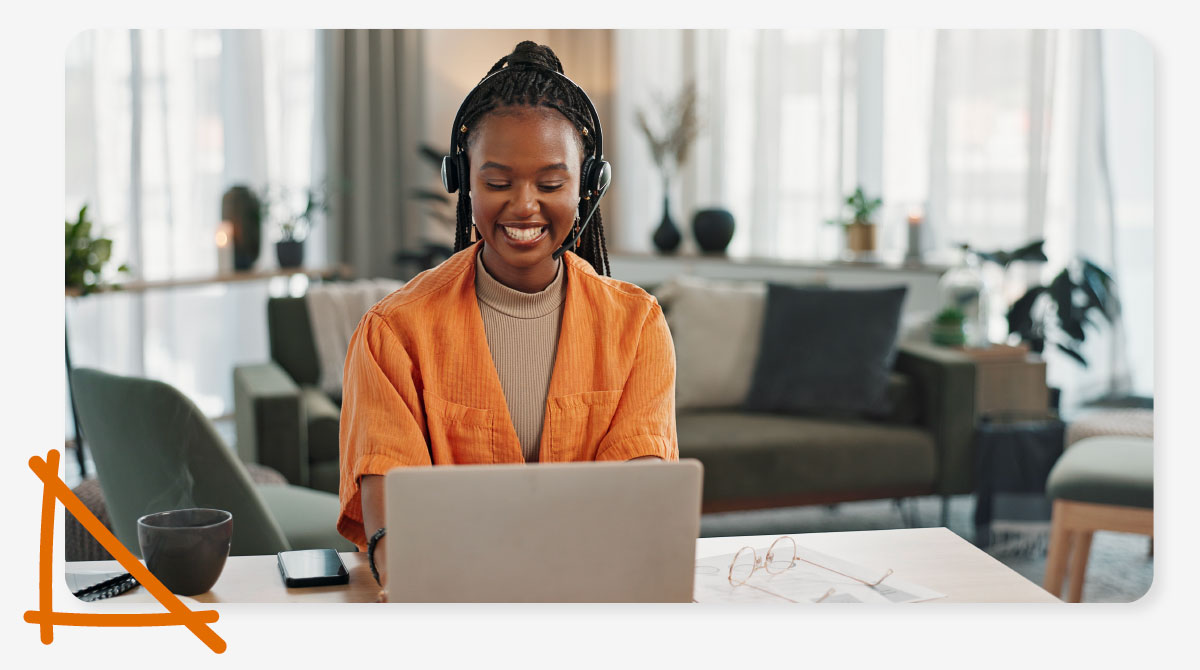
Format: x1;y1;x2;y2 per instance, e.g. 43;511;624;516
486;182;509;189
539;183;566;192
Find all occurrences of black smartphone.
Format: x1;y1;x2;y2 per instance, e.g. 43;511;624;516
277;549;350;588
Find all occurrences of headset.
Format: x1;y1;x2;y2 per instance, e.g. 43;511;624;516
441;61;612;261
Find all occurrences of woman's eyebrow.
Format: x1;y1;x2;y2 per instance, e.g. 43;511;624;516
478;161;570;173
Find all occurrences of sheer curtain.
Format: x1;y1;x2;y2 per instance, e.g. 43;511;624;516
65;29;319;435
612;29;1153;405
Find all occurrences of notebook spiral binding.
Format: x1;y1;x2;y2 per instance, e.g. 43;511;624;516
73;572;140;602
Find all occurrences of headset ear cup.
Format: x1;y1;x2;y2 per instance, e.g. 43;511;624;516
594;160;612;198
441;154;458;193
457;153;469;193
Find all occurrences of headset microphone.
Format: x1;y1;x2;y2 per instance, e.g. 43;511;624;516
552;182;608;262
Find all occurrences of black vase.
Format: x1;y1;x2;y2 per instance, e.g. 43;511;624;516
692;208;736;253
221;185;262;271
276;240;304;269
652;195;682;254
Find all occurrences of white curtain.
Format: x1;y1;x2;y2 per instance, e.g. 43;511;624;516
65;29;319;433
613;29;1153;405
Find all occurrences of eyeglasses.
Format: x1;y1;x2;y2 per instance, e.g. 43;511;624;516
728;535;894;595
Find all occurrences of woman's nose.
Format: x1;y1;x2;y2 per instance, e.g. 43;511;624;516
509;183;540;217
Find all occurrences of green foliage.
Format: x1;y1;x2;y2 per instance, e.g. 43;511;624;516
262;178;344;242
826;186;883;227
65;205;129;295
977;239;1121;367
935;306;966;325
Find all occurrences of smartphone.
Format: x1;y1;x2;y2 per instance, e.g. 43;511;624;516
277;549;350;588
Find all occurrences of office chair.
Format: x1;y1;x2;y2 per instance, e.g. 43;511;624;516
70;367;355;557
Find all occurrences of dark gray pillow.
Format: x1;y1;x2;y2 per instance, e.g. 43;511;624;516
744;284;907;418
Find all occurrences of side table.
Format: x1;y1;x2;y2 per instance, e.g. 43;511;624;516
973;413;1065;548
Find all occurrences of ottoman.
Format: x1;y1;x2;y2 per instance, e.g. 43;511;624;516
1042;435;1153;602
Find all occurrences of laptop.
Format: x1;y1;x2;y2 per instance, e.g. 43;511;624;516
384;459;704;602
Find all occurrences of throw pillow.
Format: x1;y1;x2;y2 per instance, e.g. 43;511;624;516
307;279;407;396
653;276;767;411
744;284;908;418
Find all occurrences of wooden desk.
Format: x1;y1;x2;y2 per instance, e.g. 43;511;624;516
66;527;1058;603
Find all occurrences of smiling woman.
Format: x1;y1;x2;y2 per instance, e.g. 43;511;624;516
335;41;678;594
470;108;584;291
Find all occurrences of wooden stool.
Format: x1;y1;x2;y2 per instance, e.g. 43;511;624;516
1043;436;1153;602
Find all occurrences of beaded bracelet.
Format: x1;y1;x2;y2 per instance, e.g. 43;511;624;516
367;527;387;586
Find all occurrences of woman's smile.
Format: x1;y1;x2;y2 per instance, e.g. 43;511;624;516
497;223;549;245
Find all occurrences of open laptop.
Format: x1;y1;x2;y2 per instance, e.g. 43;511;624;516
384;459;703;602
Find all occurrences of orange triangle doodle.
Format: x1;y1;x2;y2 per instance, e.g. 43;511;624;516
24;450;226;653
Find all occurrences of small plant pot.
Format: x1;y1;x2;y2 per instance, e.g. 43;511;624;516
846;221;877;253
930;322;967;347
276;240;304;269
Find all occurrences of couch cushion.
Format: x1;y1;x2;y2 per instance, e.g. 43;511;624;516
677;410;936;503
268;297;321;387
653;275;767;410
302;386;341;463
745;284;907;418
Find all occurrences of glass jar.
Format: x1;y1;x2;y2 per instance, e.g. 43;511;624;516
938;245;990;347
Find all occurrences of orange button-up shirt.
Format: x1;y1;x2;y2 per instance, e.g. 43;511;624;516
336;242;678;547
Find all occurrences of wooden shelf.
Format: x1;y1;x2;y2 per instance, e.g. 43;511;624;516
65;265;352;297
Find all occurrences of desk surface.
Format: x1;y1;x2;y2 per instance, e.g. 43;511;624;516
66;527;1059;603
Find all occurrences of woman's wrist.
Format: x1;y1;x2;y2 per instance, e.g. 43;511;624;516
367;527;387;586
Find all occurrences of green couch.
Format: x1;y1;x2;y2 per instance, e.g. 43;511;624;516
682;342;977;517
235;299;978;521
235;297;342;494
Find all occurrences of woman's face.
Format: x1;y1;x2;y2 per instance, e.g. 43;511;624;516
467;106;583;291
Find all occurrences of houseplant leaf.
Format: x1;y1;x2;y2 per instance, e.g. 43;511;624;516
1007;285;1045;340
1056;342;1088;367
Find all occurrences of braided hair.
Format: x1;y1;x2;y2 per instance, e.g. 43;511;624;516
451;41;611;277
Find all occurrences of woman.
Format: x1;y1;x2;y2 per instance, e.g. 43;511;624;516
336;41;678;589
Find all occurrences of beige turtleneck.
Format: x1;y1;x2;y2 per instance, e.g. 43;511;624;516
474;249;567;462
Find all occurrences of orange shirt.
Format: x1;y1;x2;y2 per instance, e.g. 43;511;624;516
336;242;678;547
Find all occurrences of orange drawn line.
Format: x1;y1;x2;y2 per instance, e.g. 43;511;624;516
25;610;219;627
37;449;59;645
28;450;226;654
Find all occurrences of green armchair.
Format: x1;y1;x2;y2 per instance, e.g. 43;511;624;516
71;367;355;557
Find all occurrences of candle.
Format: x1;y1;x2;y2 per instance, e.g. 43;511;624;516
904;208;923;265
216;220;235;275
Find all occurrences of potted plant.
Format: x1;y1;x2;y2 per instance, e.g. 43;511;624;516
826;186;883;255
635;82;701;253
65;205;130;295
930;306;967;346
263;183;332;269
1005;257;1120;367
963;239;1120;366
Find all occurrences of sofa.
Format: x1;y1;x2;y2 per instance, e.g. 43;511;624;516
235;296;343;494
234;279;979;522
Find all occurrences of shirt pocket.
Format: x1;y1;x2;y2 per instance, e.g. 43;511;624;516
544;390;623;462
422;390;495;464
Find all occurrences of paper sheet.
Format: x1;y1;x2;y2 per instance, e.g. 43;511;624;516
693;541;946;604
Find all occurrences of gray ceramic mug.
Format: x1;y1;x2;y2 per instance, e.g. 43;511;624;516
137;508;233;596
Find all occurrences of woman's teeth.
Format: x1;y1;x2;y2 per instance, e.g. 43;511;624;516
503;226;546;242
